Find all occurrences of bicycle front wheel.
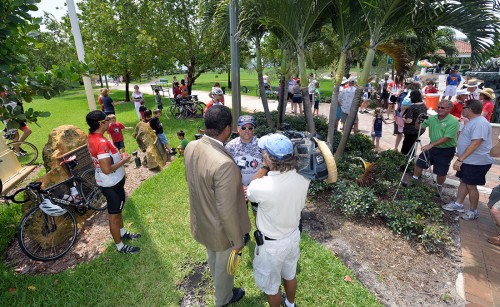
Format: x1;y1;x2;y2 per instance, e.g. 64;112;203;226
7;141;38;166
195;104;204;117
17;206;77;261
79;169;107;211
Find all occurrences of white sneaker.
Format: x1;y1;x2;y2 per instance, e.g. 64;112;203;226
442;202;465;212
461;210;479;220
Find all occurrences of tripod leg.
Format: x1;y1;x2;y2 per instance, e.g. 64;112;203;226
393;140;420;201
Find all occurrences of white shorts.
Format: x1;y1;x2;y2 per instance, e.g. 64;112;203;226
253;229;300;295
444;85;458;97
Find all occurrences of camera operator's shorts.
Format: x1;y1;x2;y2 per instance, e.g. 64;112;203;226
253;229;300;295
415;147;455;176
456;163;492;186
487;185;500;210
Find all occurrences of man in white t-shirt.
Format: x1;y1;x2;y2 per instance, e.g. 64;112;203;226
339;77;359;133
307;79;317;107
247;134;310;307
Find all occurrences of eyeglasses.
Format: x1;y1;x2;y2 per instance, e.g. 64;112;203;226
437;106;447;110
240;126;254;131
462;106;470;109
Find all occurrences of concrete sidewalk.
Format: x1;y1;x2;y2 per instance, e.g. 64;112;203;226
112;81;500;305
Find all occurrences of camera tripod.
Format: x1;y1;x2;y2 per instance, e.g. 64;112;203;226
393;115;442;201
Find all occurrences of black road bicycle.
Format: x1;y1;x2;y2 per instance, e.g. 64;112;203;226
0;155;107;261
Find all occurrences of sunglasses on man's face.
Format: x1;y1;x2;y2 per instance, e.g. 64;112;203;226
437;106;447;110
240;126;254;131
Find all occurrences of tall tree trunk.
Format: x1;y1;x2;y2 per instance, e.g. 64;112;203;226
104;75;109;89
255;37;274;128
297;43;315;134
327;52;347;144
99;75;103;88
335;47;376;159
277;49;289;127
125;71;131;102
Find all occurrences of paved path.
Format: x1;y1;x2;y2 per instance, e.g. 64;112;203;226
112;81;500;305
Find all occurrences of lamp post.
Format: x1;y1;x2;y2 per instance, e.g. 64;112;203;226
67;0;96;111
229;0;241;131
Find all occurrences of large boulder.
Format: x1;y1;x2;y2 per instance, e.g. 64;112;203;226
42;125;87;172
133;122;167;170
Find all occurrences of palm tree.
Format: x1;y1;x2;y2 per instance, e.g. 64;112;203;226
238;1;275;128
253;0;333;134
325;0;366;144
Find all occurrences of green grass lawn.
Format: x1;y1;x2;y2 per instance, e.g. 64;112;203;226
0;87;380;305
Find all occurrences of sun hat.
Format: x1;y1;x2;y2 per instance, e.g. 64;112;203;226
465;79;479;87
237;115;255;127
340;77;348;85
456;89;468;96
480;88;496;100
258;133;293;160
348;77;357;83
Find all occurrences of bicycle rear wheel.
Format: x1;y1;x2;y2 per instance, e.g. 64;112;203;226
195;104;204;117
7;141;38;166
173;106;182;119
79;169;107;211
17;206;77;261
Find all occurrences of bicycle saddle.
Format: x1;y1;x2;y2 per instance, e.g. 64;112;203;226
60;155;77;166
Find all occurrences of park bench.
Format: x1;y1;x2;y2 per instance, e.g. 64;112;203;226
151;84;170;97
156;78;168;86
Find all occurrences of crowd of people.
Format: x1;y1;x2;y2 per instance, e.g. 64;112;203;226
365;69;499;247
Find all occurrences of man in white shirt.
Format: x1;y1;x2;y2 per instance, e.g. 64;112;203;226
247;134;310;307
339;77;359;133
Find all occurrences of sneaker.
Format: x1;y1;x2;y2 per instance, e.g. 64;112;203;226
281;292;297;307
14;151;26;157
461;210;479;220
118;244;140;254
442;202;465;213
121;232;142;240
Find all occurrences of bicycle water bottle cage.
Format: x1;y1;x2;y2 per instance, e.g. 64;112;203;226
39;199;67;216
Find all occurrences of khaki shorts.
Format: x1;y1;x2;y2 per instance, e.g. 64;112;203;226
253;229;300;295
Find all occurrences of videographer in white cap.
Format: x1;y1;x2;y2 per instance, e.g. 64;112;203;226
247;134;310;307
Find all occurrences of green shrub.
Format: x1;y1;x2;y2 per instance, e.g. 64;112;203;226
308;180;334;196
419;225;451;253
329;180;378;217
374;199;450;252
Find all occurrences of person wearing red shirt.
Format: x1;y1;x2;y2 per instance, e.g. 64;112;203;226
480;88;496;122
450;89;468;119
424;80;438;94
179;79;188;98
106;114;132;153
86;110;141;254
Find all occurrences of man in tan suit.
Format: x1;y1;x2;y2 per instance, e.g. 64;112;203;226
184;105;251;306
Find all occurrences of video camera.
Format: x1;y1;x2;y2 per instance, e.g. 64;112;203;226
278;123;332;181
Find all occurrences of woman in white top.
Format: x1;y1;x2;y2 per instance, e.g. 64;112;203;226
131;85;143;120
